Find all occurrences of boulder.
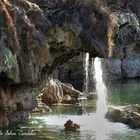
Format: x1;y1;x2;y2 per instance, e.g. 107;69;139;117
41;87;59;105
105;104;140;128
61;83;83;99
64;119;80;132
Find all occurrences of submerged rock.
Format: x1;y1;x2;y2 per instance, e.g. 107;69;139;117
105;104;140;128
64;119;80;132
77;107;87;115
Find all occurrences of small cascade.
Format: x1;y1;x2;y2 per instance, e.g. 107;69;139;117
84;52;89;93
94;57;107;116
91;58;95;91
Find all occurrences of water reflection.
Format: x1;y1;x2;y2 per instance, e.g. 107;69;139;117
107;79;140;105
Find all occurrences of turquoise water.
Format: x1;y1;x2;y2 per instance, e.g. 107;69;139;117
1;80;140;140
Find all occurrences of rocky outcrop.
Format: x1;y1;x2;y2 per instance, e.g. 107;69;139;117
41;78;83;105
105;104;140;128
41;78;63;105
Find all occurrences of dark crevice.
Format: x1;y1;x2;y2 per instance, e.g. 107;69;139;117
119;22;129;29
0;72;14;88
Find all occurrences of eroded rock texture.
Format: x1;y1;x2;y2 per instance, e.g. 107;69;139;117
0;0;140;127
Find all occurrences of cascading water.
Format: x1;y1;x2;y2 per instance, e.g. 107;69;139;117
93;57;108;140
84;52;89;93
94;57;107;116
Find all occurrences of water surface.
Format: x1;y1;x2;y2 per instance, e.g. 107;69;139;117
1;80;140;140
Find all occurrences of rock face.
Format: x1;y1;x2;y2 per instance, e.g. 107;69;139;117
0;87;37;127
105;105;140;128
102;9;140;80
53;53;85;91
0;0;140;127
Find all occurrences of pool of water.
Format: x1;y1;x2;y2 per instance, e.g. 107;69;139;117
1;80;140;140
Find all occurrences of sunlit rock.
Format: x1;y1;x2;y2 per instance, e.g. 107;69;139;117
32;101;52;113
106;104;140;128
41;78;82;105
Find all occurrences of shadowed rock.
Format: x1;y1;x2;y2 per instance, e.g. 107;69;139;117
64;119;80;132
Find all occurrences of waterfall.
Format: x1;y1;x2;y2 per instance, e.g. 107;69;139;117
84;52;89;92
91;58;95;91
94;57;107;116
94;57;108;140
